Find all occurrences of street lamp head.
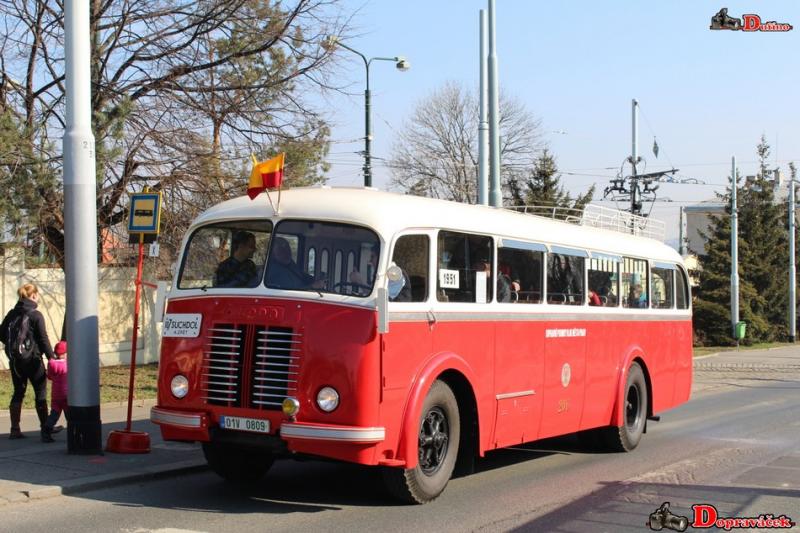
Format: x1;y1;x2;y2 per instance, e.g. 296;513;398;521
322;35;339;51
395;57;411;72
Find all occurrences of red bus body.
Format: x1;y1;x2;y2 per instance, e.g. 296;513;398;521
152;188;692;497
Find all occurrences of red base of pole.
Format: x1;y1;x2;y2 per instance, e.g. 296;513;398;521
105;429;151;454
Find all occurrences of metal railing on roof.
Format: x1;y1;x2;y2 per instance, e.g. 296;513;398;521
506;204;665;241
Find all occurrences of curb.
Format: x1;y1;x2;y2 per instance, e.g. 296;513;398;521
0;459;208;505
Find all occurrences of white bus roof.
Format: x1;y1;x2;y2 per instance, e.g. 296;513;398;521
191;187;683;265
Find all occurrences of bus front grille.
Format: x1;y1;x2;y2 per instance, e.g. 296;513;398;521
201;325;245;406
250;327;302;410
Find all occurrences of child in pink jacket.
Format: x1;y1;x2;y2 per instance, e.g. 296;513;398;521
43;340;68;442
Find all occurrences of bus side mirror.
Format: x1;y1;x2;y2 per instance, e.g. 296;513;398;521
377;287;389;334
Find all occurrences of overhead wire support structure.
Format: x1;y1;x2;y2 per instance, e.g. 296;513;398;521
603;168;680;217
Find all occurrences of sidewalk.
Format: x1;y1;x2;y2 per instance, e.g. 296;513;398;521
0;399;206;506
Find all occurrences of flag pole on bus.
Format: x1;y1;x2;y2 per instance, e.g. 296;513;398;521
248;153;285;213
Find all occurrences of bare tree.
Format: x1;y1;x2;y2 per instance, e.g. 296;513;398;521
389;80;542;204
0;0;348;273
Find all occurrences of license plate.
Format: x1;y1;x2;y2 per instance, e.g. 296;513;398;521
219;416;270;434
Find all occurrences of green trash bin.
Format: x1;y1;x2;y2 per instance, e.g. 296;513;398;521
735;321;747;340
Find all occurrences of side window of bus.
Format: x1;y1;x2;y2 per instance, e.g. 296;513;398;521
622;257;649;309
676;266;690;309
497;246;543;303
437;231;494;303
391;235;429;302
588;257;619;307
319;249;329;279
651;267;675;309
307;247;316;276
333;250;343;286
547;253;585;305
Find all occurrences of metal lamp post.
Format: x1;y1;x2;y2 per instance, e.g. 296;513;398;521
324;36;409;187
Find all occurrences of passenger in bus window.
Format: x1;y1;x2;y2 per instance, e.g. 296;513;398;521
498;263;520;302
478;256;511;302
630;284;646;308
214;231;258;287
266;237;324;290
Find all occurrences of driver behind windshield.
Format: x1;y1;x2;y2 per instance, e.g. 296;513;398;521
266;237;325;290
214;231;258;287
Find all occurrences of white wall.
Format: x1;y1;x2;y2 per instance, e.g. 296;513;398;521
0;245;165;370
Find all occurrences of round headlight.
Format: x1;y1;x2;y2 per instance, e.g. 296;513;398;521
316;386;339;412
170;375;189;399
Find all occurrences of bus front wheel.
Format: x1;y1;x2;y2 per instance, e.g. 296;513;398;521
604;361;648;452
202;442;274;483
383;380;461;504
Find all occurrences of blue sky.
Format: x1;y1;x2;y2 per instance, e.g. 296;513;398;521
321;1;800;241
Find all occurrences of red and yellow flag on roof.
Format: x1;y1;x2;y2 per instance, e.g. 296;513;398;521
248;153;285;199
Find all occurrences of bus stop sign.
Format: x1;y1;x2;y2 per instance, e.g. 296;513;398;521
128;191;162;243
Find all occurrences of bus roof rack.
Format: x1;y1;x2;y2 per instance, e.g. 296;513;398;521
506;204;665;241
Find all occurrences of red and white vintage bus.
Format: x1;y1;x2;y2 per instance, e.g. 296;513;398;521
151;187;692;503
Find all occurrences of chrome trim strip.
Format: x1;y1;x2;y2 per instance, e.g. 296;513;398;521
496;390;536;400
281;423;385;443
150;407;203;428
387;311;691;322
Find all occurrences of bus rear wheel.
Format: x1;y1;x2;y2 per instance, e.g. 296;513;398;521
603;361;648;452
383;380;460;504
202;442;274;483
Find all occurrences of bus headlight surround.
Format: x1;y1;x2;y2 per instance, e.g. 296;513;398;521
170;374;189;399
316;386;340;412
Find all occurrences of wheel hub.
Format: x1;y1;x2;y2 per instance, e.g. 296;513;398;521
418;406;449;475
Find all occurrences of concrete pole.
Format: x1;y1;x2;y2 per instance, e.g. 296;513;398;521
477;10;489;206
630;99;639;221
64;0;102;454
679;206;685;256
731;156;740;340
487;0;502;207
790;176;796;341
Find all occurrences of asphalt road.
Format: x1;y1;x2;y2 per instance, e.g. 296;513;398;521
4;348;799;533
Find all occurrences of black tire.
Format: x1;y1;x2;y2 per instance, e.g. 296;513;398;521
383;380;460;504
602;362;648;452
202;442;274;483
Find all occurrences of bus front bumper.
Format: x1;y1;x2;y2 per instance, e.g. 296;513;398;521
150;407;211;441
280;422;385;443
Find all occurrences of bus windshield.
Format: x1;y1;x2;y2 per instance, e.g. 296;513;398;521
178;220;273;290
265;220;380;297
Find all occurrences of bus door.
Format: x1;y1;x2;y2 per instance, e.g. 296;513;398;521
492;240;547;448
539;249;588;438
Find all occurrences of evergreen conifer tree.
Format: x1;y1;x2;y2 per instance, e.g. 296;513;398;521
693;136;789;345
507;148;595;217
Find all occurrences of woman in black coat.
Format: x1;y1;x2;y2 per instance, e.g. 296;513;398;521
0;283;56;441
